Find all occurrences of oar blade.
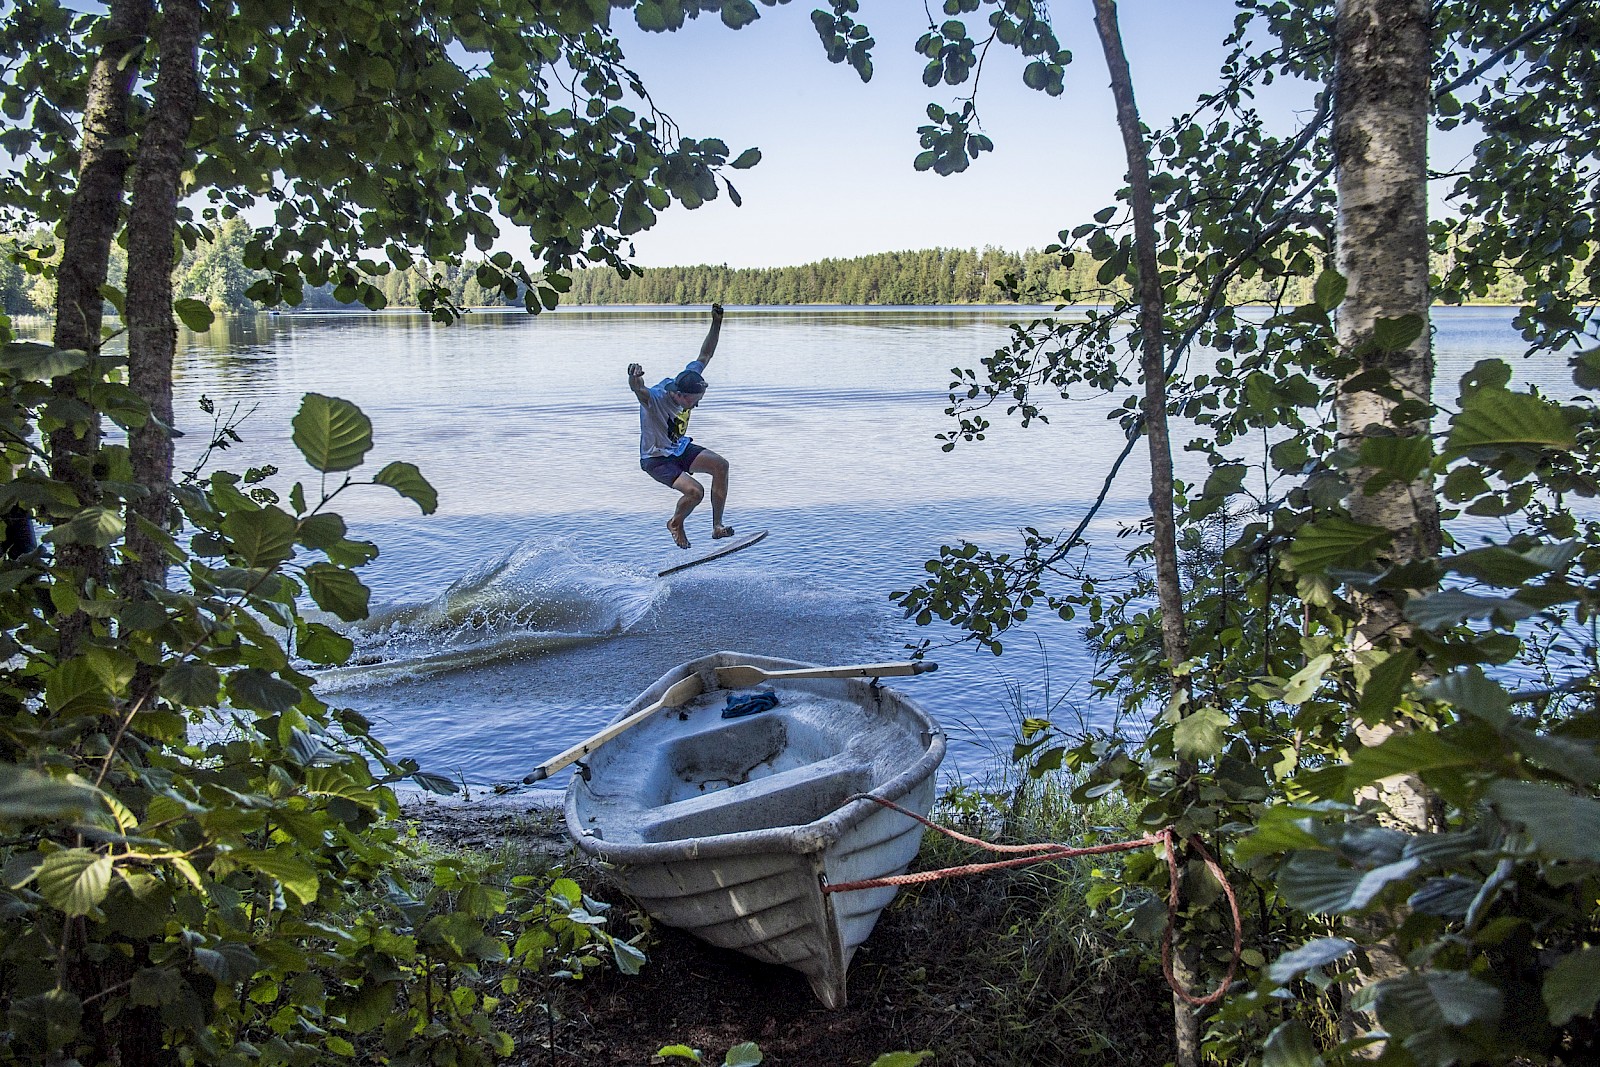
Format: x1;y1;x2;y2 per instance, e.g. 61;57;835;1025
714;664;768;688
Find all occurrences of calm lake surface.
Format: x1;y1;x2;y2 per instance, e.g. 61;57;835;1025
160;305;1569;796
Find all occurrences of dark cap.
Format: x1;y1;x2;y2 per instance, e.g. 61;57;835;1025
673;370;707;395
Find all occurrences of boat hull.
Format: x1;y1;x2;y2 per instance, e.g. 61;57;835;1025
564;651;945;1007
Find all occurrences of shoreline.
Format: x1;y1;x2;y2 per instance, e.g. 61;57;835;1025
397;785;1169;1067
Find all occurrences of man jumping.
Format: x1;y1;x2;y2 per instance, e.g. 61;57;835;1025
628;303;733;549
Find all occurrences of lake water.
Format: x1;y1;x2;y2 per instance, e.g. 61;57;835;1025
159;305;1571;797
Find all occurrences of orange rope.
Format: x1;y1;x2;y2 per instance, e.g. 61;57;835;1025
822;793;1242;1007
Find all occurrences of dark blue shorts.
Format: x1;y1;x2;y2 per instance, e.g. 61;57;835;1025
641;443;706;487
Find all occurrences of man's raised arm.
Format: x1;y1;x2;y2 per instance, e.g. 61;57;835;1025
626;362;650;404
696;303;724;366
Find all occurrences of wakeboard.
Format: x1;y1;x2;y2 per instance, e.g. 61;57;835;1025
658;529;769;577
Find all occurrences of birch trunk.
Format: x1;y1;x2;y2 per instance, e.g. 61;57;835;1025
1332;0;1439;1046
1090;3;1200;1063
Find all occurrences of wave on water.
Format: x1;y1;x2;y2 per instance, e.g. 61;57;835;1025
314;538;660;689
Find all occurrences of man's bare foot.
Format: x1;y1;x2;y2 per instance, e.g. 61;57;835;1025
713;525;735;540
667;519;690;549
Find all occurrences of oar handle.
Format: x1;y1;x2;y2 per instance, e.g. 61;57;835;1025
769;661;937;680
523;702;659;784
523;675;704;784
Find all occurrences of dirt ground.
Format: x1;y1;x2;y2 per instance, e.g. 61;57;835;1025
400;792;1170;1067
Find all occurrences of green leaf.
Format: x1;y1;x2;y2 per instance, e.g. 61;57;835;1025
297;621;354;666
1407;875;1481;918
1278;852;1420;914
1358;649;1419;718
296;513;348;551
1447;541;1578;586
1544;947;1600;1025
1487;780;1600;862
287;727;343;768
226;848;319;905
1235;807;1329;863
1370;314;1425;351
1312;269;1347;311
730;147;761;169
46;657;113;715
1270;437;1310;472
43;506;124;548
304;767;380;809
0;764;100;823
1375;971;1502;1036
222;506;297;567
7;988;81;1050
611;938;646;976
302;563;371;622
1261;1020;1325;1067
159;661;221;707
720;0;758;30
313;533;378;567
226;668;303;714
1172;705;1230;760
1345;731;1479;789
342;980;396;1033
1569;348;1600;390
1446;388;1576;453
1421;669;1511;727
1201;462;1248;499
723;1042;763;1067
35;848;114;916
292;393;373;472
174;298;216;332
1283;654;1333;705
0;341;90;380
1506;726;1600;787
194;941;259;984
374;461;438;514
657;1046;702;1063
868;1055;934;1067
411;770;459;794
1268;938;1356;985
1358;435;1433;485
1403;588;1537;631
1286;518;1392;573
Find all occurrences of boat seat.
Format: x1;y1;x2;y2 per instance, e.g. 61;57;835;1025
636;754;872;843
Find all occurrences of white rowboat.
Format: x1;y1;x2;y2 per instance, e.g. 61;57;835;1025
562;651;946;1008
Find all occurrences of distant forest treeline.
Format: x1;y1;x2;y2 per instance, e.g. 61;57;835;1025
567;247;1094;306
3;218;1527;316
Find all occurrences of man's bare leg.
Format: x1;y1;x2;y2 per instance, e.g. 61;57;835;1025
667;473;704;549
689;450;734;538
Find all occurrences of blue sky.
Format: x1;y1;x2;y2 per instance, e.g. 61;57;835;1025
602;2;1311;268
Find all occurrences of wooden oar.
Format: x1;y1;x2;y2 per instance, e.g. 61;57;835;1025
713;660;938;689
522;673;705;784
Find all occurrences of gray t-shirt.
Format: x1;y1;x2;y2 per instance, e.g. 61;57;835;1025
638;359;707;459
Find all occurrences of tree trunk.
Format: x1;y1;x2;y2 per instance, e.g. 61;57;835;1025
1090;3;1200;1064
48;0;153;655
125;0;202;594
1334;0;1437;595
1331;0;1438;1047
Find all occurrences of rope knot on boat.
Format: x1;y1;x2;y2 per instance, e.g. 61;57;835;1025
822;792;1243;1007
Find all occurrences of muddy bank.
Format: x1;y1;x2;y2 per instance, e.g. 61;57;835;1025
399;792;1170;1067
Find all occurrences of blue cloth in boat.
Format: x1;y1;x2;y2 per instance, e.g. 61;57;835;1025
722;689;779;719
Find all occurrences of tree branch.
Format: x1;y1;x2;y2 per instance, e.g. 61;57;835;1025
1435;0;1588;97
